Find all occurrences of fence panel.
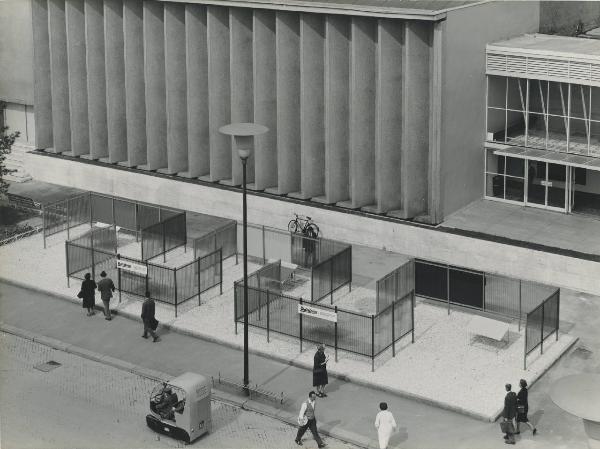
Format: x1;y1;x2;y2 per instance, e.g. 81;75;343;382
214;222;237;260
118;255;148;297
415;260;448;301
543;291;559;340
159;207;180;221
267;293;299;338
265;228;292;263
525;304;544;354
44;202;68;237
336;309;371;356
68;193;91;229
199;249;222;293
238;223;264;262
311;246;352;303
90;194;113;224
374;306;393;354
113;199;137;231
483;274;521;317
448;267;484;309
302;313;336;348
66;243;92;279
164;213;187;254
377;260;415;314
137;204;160;231
141;221;164;261
311;259;332;302
394;293;414;341
521;281;557;315
93;226;117;253
147;263;175;304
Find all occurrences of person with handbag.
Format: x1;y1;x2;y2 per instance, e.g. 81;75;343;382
313;344;329;398
295;391;326;447
516;379;537;436
141;292;160;342
502;383;518;445
79;273;97;316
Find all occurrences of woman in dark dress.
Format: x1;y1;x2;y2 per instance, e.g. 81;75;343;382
516;379;537;435
313;344;329;397
80;273;97;316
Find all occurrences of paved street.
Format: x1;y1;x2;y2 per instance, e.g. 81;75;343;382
0;332;360;449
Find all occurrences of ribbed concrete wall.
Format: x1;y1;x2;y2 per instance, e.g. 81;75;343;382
32;0;436;219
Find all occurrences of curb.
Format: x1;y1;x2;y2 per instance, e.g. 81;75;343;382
0;321;373;449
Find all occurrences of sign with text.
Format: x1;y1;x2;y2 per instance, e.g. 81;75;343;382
297;304;337;322
117;259;147;276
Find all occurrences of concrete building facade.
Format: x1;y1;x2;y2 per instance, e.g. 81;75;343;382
26;0;540;224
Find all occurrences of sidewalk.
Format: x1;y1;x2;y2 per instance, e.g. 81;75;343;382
0;281;591;449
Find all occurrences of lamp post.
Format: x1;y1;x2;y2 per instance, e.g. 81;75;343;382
219;122;268;396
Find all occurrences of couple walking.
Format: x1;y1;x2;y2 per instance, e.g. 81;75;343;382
78;271;115;319
502;380;537;444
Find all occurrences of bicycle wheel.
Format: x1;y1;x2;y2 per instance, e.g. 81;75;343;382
305;223;319;238
288;219;300;234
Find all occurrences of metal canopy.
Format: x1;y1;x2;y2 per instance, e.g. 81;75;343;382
492;146;600;172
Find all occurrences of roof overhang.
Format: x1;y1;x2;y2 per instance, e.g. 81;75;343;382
159;0;452;20
487;143;600;172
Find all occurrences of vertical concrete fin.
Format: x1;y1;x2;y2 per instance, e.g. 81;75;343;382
143;0;167;171
85;0;108;160
207;5;231;182
32;0;53;149
401;21;431;219
428;21;443;224
299;13;325;199
349;16;376;209
104;0;127;163
48;0;71;153
66;0;89;156
275;11;300;194
375;19;403;213
123;0;146;166
253;10;277;190
185;4;209;178
230;8;254;185
324;14;349;204
165;2;188;174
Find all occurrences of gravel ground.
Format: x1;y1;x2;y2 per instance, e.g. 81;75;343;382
0;231;576;420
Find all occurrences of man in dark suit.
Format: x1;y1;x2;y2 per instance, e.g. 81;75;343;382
503;383;517;444
141;292;160;342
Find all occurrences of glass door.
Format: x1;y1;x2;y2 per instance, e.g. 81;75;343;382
526;161;567;211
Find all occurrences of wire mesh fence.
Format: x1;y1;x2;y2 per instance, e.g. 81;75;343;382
524;289;560;369
141;213;187;261
193;221;237;261
311;246;352;303
376;259;415;313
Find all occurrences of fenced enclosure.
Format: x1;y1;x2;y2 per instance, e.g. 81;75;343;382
414;259;558;326
65;226;222;317
376;259;415;314
193;220;238;262
524;289;560;369
311;244;352;303
141;212;187;261
43;192;181;248
234;260;414;371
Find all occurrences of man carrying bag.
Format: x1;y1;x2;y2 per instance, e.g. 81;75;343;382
295;391;326;447
501;383;518;445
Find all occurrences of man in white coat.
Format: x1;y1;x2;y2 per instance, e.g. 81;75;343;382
375;402;397;449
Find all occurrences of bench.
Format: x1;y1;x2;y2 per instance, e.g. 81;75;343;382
7;193;42;212
211;372;285;405
467;315;510;347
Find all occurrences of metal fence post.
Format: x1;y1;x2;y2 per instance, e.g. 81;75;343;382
411;292;415;343
163;222;167;263
267;290;270;343
446;265;450;315
198;258;202;306
66;198;70;241
42;205;47;249
65;243;70;287
540;303;545;355
371;314;375;372
145;261;149;299
219;249;223;294
556;291;560;341
90;230;96;281
299;298;303;353
174;267;178;318
89;192;93;228
117;254;122;303
262;225;266;264
330;260;334;305
524;323;527;371
134;203;139;242
234;283;238;335
392;300;395;357
334;306;338;362
348;247;352;292
111;197;115;226
518;280;522;332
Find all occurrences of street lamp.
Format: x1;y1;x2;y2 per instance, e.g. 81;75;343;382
219;122;268;395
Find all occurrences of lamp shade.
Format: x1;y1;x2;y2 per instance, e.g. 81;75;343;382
219;123;269;161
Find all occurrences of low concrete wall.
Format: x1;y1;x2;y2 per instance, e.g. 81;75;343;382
26;152;600;296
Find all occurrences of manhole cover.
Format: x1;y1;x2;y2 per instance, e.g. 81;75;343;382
571;347;593;360
34;361;62;372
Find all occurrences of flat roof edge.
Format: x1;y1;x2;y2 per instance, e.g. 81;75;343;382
159;0;447;20
487;44;600;64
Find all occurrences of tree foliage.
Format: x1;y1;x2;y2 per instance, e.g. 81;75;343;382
1;107;21;196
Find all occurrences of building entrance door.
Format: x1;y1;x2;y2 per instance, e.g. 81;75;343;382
526;161;567;212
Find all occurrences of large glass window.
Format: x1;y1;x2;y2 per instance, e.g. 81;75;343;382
485;149;524;202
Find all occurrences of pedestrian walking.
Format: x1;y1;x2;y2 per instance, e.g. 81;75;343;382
502;383;518;445
516;379;537;436
313;344;329;398
78;273;97;316
375;402;397;449
141;292;160;342
97;271;115;320
295;391;326;448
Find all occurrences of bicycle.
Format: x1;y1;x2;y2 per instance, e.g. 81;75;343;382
288;213;320;238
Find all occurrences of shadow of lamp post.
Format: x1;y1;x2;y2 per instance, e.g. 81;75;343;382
219;122;268;396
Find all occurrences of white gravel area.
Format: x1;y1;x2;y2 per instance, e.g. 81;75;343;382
0;230;576;421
